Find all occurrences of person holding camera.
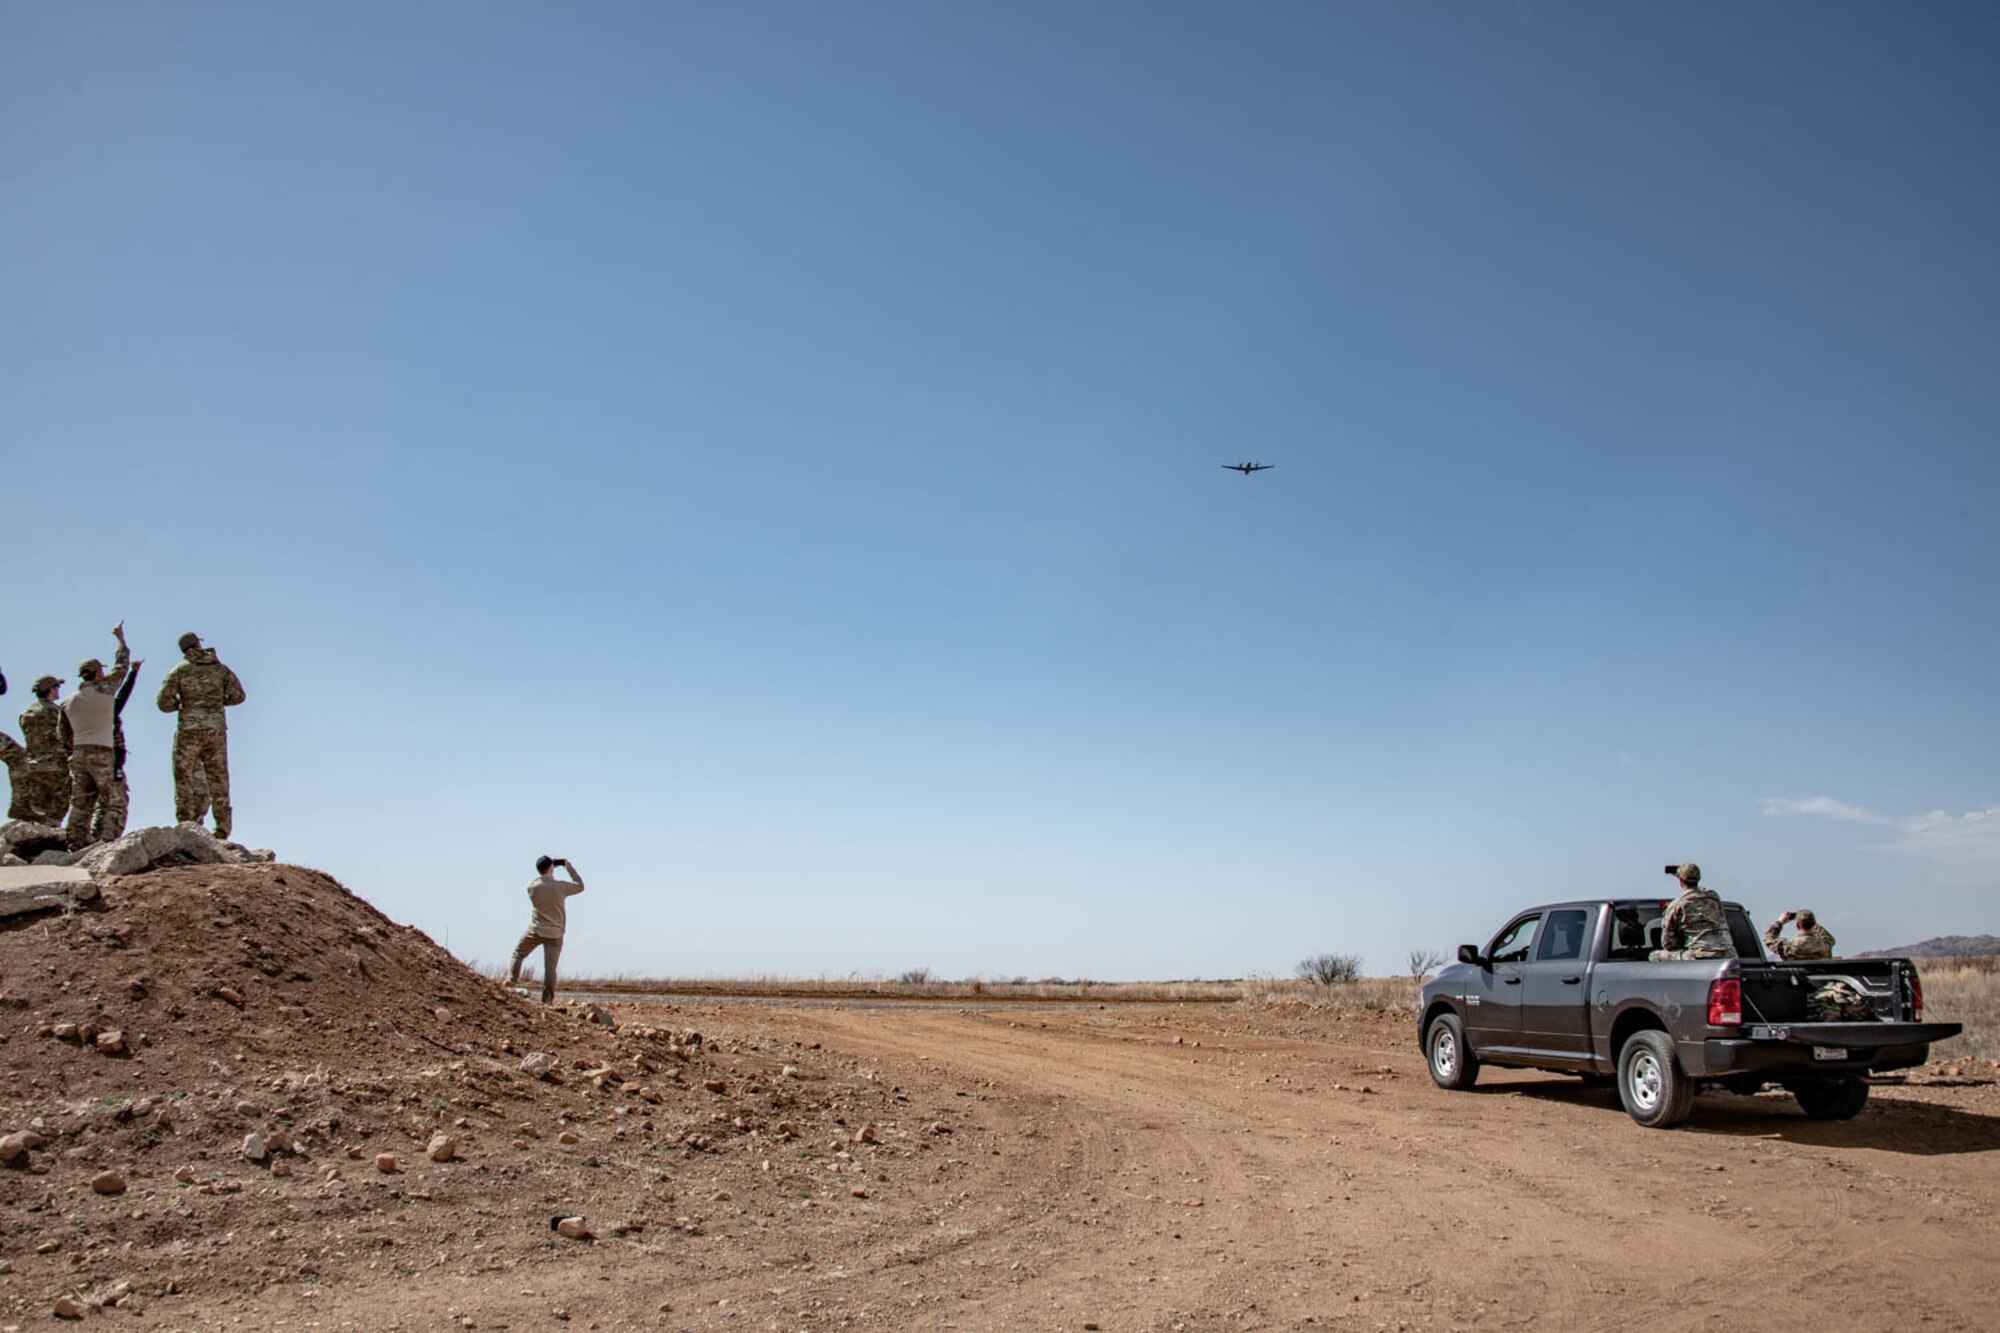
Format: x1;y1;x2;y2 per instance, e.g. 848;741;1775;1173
508;855;586;1005
1648;862;1736;961
1765;908;1836;960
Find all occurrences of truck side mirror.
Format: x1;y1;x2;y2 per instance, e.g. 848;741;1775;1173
1456;944;1485;968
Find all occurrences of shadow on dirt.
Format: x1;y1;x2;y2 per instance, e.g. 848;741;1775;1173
1494;1078;2000;1155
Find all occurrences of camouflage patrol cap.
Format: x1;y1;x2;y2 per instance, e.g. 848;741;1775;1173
34;675;60;696
78;658;104;680
178;632;202;652
1796;908;1816;928
1676;862;1702;885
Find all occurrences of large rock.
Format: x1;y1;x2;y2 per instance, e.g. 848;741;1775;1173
0;820;66;861
74;824;252;878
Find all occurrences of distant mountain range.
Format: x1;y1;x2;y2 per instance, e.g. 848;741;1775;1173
1857;934;2000;959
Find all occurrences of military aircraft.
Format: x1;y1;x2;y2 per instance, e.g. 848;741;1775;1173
1222;461;1274;474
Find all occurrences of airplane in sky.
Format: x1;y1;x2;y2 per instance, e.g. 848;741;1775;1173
1222;461;1274;474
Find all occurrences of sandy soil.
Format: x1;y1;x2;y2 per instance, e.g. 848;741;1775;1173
5;865;1998;1331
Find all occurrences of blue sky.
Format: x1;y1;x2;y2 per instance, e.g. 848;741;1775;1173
5;2;1996;978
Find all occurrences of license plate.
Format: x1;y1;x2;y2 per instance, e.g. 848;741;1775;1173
1812;1046;1848;1061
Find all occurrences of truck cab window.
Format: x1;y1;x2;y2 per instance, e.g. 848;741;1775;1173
1488;914;1542;964
1536;909;1590;962
1607;904;1666;962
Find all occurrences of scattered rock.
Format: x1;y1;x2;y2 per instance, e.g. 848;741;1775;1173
242;1132;267;1162
702;1079;728;1094
926;1121;952;1135
426;1134;457;1163
53;1295;86;1320
215;985;245;1006
0;819;66;860
90;1168;127;1194
555;1215;592;1240
579;1002;616;1030
557;1130;580;1146
853;1124;878;1144
520;1052;554;1078
375;1152;398;1173
0;1129;46;1163
95;1028;127;1055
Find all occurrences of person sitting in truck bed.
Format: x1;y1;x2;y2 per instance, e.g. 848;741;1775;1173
1647;862;1737;961
1764;908;1836;960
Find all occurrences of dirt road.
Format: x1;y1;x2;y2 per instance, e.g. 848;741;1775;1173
161;1001;2000;1331
690;1002;2000;1332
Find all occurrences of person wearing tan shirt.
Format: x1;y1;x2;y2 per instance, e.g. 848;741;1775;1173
508;855;585;1004
58;622;133;850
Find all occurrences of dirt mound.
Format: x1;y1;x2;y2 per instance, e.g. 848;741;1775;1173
0;863;947;1324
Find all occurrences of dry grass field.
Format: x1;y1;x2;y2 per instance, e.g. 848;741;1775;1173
546;971;1429;1011
1917;956;2000;1060
545;958;1996;1055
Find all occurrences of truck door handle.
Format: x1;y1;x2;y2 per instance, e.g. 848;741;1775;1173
1561;976;1582;985
1503;976;1521;985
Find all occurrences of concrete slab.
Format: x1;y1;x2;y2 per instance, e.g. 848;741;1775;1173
0;865;89;891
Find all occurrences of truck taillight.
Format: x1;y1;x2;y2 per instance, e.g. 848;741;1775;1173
1912;972;1924;1018
1707;977;1742;1027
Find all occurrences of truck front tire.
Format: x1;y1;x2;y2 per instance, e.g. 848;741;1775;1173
1426;1013;1480;1090
1618;1030;1695;1128
1793;1077;1869;1120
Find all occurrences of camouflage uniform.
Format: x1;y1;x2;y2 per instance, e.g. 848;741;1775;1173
1649;875;1736;961
1806;979;1870;1022
61;645;132;850
1;731;30;821
19;692;72;823
156;641;246;839
1764;918;1836;961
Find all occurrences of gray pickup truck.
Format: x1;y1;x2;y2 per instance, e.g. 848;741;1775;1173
1418;897;1962;1128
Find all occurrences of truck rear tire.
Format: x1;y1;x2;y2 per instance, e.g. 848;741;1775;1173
1618;1030;1695;1128
1426;1013;1479;1090
1793;1077;1869;1120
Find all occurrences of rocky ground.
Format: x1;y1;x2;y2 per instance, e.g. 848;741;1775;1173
4;850;1998;1331
0;857;970;1330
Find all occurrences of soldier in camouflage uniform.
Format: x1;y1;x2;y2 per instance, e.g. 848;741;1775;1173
0;667;23;820
0;730;27;821
155;633;247;839
59;624;133;850
1648;862;1737;961
1764;909;1836;961
18;676;73;824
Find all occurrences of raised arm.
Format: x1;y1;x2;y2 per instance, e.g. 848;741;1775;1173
558;859;585;893
224;666;246;707
99;622;132;692
115;661;142;714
